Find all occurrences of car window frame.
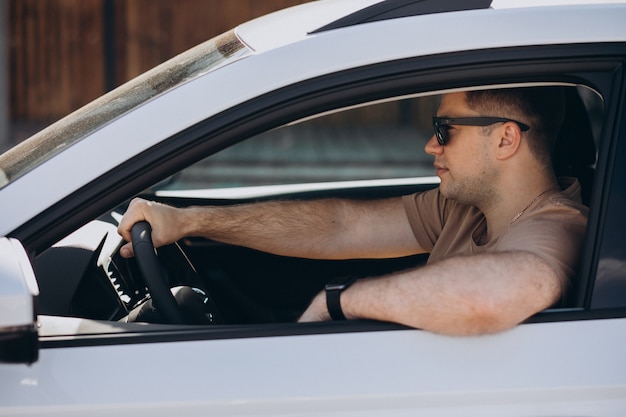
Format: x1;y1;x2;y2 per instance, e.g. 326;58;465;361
585;63;626;310
13;43;626;348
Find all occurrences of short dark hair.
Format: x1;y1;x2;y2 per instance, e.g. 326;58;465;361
464;87;566;168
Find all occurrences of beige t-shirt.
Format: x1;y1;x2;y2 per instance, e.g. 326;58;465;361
402;177;588;289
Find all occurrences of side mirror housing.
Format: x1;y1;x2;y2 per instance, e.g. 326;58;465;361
0;237;39;364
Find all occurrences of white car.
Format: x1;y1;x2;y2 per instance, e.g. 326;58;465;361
1;0;626;415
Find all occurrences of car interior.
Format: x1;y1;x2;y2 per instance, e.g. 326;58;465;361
31;83;602;336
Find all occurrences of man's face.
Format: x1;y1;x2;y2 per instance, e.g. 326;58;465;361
425;92;499;207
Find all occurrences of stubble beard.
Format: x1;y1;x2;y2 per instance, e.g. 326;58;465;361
439;170;498;210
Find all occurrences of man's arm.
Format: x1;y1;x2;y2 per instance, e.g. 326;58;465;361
299;251;563;336
117;197;424;259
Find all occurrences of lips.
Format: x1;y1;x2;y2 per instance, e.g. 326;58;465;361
434;163;448;177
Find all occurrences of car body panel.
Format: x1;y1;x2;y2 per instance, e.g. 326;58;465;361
0;238;38;327
234;0;383;52
0;237;39;365
2;318;626;416
237;1;626;52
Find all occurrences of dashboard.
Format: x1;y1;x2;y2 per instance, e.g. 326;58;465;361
33;213;147;321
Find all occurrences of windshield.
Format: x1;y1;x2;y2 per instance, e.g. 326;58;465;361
0;30;251;189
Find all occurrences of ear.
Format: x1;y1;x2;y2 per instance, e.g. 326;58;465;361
494;122;522;160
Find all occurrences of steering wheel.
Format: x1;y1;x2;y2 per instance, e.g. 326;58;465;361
130;221;219;325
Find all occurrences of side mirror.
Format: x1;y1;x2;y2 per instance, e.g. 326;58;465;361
0;237;39;364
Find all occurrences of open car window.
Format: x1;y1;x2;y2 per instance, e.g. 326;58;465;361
32;82;605;341
153;95;440;197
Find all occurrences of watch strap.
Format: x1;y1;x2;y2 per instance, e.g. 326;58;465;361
325;277;356;321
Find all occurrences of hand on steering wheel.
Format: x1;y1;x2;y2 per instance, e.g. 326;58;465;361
130;221;221;325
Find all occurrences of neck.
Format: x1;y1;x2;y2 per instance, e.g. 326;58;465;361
480;175;559;242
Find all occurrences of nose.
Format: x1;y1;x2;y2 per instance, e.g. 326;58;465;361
424;134;443;156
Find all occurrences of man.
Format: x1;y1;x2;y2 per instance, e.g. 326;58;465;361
118;87;588;336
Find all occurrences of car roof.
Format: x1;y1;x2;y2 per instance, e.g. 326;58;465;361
309;0;492;34
237;0;626;52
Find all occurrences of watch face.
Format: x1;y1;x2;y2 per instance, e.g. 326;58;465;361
325;277;356;291
326;283;349;291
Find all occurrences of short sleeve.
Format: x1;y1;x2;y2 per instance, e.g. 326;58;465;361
402;189;453;252
497;198;588;288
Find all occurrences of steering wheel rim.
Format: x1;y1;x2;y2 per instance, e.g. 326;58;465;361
131;221;187;324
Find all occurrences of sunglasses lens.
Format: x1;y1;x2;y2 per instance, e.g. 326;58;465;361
439;127;447;145
433;119;447;145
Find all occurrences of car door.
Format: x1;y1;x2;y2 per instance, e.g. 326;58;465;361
2;40;626;417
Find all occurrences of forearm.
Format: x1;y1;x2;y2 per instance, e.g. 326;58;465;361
179;197;420;259
184;199;351;258
119;196;421;259
305;251;563;335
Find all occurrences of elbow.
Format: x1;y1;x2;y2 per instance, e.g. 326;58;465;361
456;262;563;336
461;292;557;336
456;296;530;336
466;303;516;335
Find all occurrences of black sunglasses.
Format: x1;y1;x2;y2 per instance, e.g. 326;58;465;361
432;116;530;146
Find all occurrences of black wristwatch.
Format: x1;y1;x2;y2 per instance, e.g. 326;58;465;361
325;276;356;321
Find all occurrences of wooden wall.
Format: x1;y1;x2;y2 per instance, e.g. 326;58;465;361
10;0;105;121
9;0;308;124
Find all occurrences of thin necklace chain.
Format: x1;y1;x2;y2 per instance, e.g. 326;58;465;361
478;185;560;245
509;185;560;226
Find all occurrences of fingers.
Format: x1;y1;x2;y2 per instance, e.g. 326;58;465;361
119;242;134;258
117;197;164;255
117;197;183;256
117;198;150;258
117;198;149;244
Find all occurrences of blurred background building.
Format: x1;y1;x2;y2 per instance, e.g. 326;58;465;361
1;0;308;152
